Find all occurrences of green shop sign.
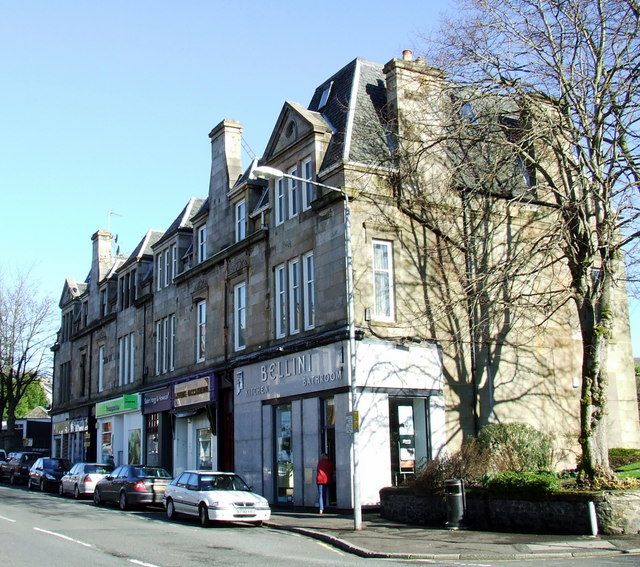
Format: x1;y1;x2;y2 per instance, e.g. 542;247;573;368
96;394;140;418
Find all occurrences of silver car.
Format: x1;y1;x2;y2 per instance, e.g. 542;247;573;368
164;471;270;527
59;462;114;499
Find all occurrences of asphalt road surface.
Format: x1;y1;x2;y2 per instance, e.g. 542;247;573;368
1;483;638;567
0;483;374;567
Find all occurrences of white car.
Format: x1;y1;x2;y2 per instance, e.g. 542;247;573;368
164;471;270;527
59;462;115;499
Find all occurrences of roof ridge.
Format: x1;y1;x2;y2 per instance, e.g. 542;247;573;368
343;59;361;162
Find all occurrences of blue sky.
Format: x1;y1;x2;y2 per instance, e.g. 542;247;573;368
2;1;640;355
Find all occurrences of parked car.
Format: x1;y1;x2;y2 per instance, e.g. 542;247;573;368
28;457;71;492
164;471;271;527
0;449;7;462
59;462;115;499
0;451;43;485
93;465;172;510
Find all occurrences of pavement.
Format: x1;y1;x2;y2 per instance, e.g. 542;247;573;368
265;509;640;561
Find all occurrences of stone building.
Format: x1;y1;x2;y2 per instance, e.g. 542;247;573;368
51;51;640;509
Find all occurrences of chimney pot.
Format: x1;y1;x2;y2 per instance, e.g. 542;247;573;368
402;49;413;61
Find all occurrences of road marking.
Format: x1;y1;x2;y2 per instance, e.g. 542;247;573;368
129;560;160;567
315;540;344;556
33;527;93;548
0;515;16;523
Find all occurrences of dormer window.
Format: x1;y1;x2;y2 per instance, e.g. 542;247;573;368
100;289;107;317
302;158;314;210
275;179;285;226
235;199;246;242
156;254;164;291
156;244;178;291
516;155;535;190
318;82;333;110
460;102;477;123
164;248;171;287
197;226;207;264
119;270;136;311
288;166;298;218
171;244;178;279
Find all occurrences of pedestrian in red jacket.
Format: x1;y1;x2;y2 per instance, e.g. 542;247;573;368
316;453;334;514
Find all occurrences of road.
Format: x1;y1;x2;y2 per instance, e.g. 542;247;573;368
1;483;639;567
0;483;372;567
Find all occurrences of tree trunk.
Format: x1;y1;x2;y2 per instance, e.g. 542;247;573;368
576;278;614;483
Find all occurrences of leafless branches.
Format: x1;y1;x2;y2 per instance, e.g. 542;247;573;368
0;269;55;437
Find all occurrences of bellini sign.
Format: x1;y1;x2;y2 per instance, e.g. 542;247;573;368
235;342;345;402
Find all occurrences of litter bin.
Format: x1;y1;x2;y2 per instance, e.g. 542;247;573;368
444;478;465;529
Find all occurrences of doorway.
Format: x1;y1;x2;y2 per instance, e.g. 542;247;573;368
320;397;336;506
389;398;430;486
275;404;293;504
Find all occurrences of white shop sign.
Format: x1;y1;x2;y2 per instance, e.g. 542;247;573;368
174;376;212;408
235;342;345;403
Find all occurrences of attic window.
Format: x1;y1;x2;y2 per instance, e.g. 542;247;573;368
318;81;333;110
460;102;477;123
285;120;297;139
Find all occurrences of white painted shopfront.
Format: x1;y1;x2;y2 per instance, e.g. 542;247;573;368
171;374;217;477
95;394;143;467
234;338;444;508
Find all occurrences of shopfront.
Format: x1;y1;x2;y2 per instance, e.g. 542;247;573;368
141;386;173;470
234;338;444;508
95;394;142;466
171;373;217;477
52;409;93;463
52;412;69;459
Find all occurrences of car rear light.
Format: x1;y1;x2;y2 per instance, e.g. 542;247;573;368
133;481;147;492
83;475;91;482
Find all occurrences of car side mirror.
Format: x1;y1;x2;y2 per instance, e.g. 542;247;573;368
105;475;113;481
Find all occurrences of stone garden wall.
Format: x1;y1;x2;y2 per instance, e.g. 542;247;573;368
380;487;640;535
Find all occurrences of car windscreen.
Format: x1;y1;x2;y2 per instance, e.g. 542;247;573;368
43;459;70;470
85;464;114;474
199;474;250;491
134;467;171;479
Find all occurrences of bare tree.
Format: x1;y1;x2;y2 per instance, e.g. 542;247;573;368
421;0;640;483
0;270;55;448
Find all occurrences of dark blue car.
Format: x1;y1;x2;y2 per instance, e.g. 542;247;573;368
29;457;71;492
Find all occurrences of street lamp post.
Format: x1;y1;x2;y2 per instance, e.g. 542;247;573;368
250;165;362;531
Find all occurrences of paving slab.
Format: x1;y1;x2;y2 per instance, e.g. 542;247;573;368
265;510;640;560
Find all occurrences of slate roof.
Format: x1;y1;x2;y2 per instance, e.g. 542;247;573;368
153;197;206;249
307;58;390;173
191;198;209;223
232;158;260;191
119;229;165;270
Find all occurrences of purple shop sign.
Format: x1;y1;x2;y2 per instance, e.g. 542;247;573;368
142;386;172;414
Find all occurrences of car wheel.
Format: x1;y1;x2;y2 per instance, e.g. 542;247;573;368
74;485;80;500
40;480;45;492
58;483;64;496
119;491;128;511
166;499;177;521
93;489;102;506
198;504;210;528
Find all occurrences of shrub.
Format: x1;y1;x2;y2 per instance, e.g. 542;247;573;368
409;438;491;494
477;423;553;472
609;448;640;470
485;470;560;497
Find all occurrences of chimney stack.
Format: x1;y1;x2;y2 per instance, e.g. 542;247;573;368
402;49;413;61
208;119;243;199
91;230;113;284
